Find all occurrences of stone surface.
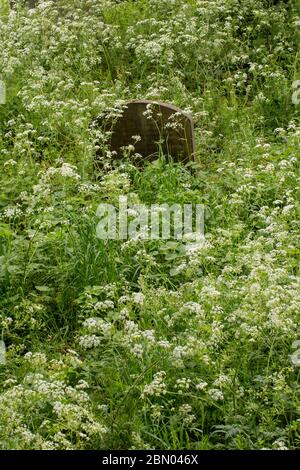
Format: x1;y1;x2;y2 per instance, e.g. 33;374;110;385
93;100;196;164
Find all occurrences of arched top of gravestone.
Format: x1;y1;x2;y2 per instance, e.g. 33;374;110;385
93;100;196;164
129;99;192;116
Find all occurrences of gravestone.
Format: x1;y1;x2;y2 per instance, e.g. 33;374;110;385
92;100;195;164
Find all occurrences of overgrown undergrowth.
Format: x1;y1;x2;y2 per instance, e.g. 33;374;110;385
0;0;299;450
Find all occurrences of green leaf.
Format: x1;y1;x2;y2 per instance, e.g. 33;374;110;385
35;285;51;292
0;340;6;365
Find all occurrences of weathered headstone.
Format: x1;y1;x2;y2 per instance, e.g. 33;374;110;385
92;100;195;164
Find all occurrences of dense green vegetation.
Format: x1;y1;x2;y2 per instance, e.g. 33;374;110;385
0;0;299;449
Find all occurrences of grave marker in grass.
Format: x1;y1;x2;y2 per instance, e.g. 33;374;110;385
92;100;196;166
